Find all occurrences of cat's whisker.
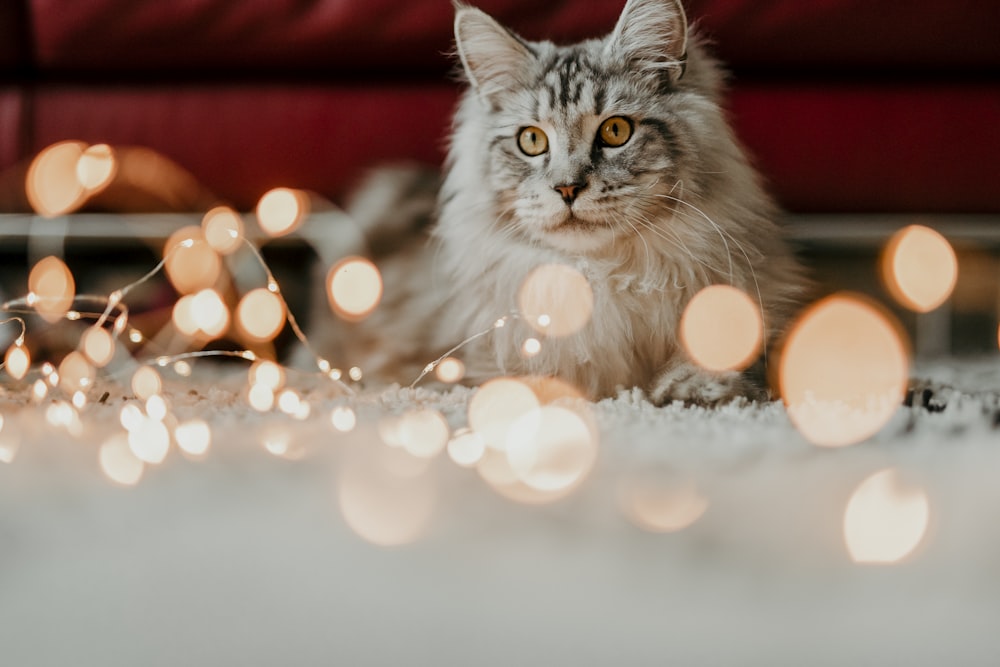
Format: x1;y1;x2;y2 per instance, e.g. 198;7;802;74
628;210;718;285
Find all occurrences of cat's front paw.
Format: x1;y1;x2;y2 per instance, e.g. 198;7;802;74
650;363;758;407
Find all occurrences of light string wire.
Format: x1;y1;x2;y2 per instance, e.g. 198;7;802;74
0;233;361;396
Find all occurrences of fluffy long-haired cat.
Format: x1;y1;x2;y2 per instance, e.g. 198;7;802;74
315;0;806;405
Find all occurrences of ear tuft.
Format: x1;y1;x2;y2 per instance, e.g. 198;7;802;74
606;0;688;80
454;7;534;97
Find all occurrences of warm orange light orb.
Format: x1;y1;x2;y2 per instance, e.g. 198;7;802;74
779;294;908;447
435;357;465;384
844;468;930;564
256;187;309;237
337;454;437;548
26;141;88;217
175;419;212;457
248;360;285;391
99;434;145;486
505;405;597;493
518;263;594;337
467;377;540;451
680;285;763;372
76;143;117;191
447;428;486;467
327;257;383;321
202;206;244;255
171;295;199;336
58;351;95;394
164;227;222;295
28;255;76;323
330;405;357;433
190;288;229;338
131;366;162;400
81;326;115;367
4;344;30;380
881;225;958;313
397;409;450;459
618;473;709;533
236;288;286;342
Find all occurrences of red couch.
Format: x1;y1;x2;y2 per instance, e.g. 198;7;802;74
2;0;998;215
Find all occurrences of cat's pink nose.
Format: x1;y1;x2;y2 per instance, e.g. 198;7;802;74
554;182;586;205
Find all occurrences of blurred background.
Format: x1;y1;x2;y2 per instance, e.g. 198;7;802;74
0;0;998;357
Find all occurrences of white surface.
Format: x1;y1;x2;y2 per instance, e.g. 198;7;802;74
2;364;1000;666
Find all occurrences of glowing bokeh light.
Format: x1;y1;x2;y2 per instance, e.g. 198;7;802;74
164;227;222;295
28;256;76;323
521;337;542;358
256;187;309;237
202;206;244;255
120;403;143;431
435;357;465;384
171;295;198;336
75;143;117;191
447;428;486;467
71;391;87;409
175;419;211;457
881;225;958;313
779;294;908;447
618;473;709;533
0;415;18;464
397;409;450;459
505;405;597;493
337;455;437;548
4;344;30;380
844;468;930;564
236;288;286;342
81;326;115;367
467;377;540;450
327;257;383;322
518;263;594;337
128;417;171;464
476;447;572;505
26;141;88;217
680;285;763;372
99;434;144;486
248;360;285;391
190;288;229;338
31;379;48;401
45;401;82;436
331;405;357;433
145;394;168;422
277;389;302;415
248;383;275;412
58;351;95;394
131;366;162;400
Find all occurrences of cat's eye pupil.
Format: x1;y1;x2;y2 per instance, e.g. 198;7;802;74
518;126;549;156
599;116;632;148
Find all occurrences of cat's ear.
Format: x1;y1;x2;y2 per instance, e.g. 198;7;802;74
606;0;689;81
454;5;534;98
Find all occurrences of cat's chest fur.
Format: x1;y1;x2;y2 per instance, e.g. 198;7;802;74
432;196;693;398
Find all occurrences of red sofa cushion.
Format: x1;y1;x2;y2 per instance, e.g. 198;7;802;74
30;0;1000;76
0;3;28;72
30;82;1000;214
0;90;23;167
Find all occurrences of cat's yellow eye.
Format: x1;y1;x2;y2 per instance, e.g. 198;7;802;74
599;116;633;147
517;126;549;156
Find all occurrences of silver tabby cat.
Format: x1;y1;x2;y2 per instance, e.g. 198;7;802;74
315;0;806;404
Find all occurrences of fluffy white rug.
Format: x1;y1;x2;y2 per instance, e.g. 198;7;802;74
1;359;999;666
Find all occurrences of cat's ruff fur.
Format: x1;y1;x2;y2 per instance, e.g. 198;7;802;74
317;0;805;404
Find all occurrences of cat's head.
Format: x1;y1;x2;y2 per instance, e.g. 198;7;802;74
453;0;728;255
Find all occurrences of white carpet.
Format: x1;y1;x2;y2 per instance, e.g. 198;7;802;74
1;359;999;666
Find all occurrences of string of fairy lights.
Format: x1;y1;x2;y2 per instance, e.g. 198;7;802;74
0;140;972;560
